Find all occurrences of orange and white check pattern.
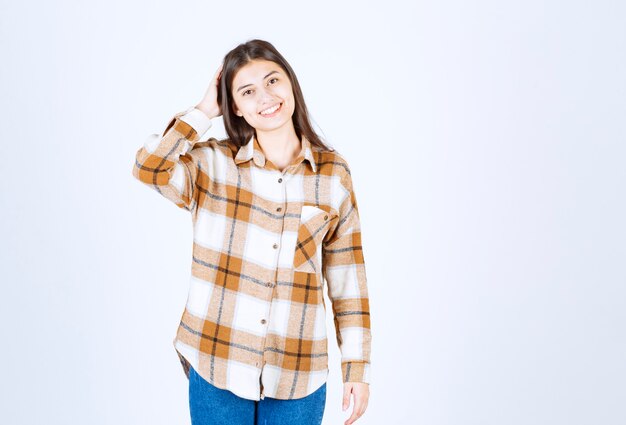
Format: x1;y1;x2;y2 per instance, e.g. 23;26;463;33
132;107;371;401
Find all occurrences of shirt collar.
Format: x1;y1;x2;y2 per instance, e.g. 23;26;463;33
234;134;317;173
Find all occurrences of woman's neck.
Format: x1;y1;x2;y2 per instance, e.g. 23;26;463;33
255;125;302;171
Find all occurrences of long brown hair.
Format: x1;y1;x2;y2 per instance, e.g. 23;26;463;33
217;39;334;152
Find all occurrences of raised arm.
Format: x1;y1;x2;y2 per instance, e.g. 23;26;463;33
322;162;372;385
132;63;223;211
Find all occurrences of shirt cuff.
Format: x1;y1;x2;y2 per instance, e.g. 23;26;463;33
178;107;213;139
341;361;371;384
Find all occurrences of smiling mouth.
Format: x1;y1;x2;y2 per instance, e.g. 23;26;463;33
259;102;283;116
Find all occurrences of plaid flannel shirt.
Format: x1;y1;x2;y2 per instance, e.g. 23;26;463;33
132;107;371;400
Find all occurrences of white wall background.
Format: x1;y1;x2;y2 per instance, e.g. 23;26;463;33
1;0;625;424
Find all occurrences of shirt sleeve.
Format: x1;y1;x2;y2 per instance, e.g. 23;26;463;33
131;107;213;211
322;163;372;384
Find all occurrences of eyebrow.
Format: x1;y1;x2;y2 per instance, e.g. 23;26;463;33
236;70;280;93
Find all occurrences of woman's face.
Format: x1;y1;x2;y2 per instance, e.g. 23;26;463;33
230;59;295;133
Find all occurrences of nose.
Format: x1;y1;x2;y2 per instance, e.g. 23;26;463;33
258;85;276;102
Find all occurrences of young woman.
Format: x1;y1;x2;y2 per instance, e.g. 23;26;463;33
132;39;372;425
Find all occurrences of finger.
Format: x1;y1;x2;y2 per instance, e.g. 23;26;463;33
361;398;369;414
345;406;360;425
355;397;366;418
213;64;223;81
348;395;367;424
342;384;352;411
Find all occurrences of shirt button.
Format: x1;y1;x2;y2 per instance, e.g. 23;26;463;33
276;207;282;212
261;319;267;324
266;282;273;287
272;243;278;249
324;215;328;220
278;178;282;183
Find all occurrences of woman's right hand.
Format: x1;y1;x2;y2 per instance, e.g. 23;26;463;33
195;62;224;119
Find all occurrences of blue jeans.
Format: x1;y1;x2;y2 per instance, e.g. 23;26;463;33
188;365;327;425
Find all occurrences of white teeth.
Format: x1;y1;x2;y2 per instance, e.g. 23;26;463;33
260;103;280;115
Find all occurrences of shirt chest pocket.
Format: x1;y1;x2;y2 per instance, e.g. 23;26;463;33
293;205;332;274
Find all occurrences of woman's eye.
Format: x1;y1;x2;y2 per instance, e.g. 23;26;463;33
242;78;277;96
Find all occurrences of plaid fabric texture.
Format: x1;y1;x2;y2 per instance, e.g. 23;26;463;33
132;107;371;401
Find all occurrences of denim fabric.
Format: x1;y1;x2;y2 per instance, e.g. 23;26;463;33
189;365;326;425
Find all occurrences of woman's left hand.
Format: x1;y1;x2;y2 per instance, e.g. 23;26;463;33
342;382;369;424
